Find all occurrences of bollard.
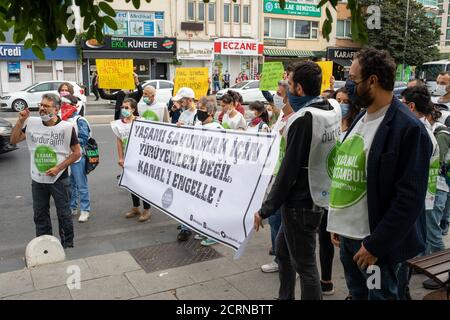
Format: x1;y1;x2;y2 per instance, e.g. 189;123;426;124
25;235;66;268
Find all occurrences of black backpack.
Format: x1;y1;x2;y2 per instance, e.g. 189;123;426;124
75;116;99;174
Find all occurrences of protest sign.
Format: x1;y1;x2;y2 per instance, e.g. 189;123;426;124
96;59;135;90
259;62;285;91
316;61;333;93
119;120;280;251
173;68;209;100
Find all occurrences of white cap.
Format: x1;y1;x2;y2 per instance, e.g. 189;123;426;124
173;87;195;101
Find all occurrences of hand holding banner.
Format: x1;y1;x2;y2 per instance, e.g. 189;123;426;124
259;62;285;91
96;59;135;90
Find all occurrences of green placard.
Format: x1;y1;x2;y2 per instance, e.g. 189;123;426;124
260;62;285;91
264;0;321;17
396;64;411;82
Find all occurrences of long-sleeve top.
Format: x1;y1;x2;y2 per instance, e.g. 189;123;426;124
98;84;143;120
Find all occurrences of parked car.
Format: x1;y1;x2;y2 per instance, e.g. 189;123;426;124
141;80;174;105
215;80;276;104
0;81;86;114
393;81;407;99
0;117;17;154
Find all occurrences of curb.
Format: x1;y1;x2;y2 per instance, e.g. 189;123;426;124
4;115;114;126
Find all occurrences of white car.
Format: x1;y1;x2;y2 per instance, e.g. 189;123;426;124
0;81;87;114
141;80;174;105
215;80;276;104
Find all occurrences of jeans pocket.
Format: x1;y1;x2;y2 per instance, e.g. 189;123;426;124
302;208;324;232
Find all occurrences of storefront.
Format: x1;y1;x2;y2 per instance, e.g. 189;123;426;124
326;47;360;80
0;44;79;95
213;38;263;85
81;35;176;93
177;40;214;73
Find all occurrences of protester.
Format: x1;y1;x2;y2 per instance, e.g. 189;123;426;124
91;71;99;101
407;79;424;87
333;87;360;136
111;98;151;223
431;72;450;126
241;71;249;81
247;101;269;132
139;86;170;122
58;82;84;116
321;89;335;99
60;93;92;223
10;93;81;248
98;73;143;120
213;71;221;93
174;87;197;127
223;70;231;89
254;61;341;300
220;91;247;130
260;80;294;274
218;91;245;123
327;48;432;300
267;102;281;128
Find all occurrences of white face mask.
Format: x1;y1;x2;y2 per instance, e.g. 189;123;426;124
273;94;285;109
434;84;448;97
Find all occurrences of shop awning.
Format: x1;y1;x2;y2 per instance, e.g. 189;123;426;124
331;58;352;67
264;48;314;58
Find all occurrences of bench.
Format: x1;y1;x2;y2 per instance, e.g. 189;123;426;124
407;248;450;300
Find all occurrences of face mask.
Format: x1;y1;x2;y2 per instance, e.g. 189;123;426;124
60;91;70;97
40;113;53;122
345;79;373;108
143;97;153;105
121;109;132;118
268;111;273;119
434;85;447;97
288;91;314;112
196;110;209;123
273;94;285;109
340;103;351;118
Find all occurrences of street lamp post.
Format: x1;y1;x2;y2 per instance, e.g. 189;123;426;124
403;0;411;82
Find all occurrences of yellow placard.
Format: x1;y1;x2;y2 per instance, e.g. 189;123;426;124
96;59;135;90
173;67;209;100
316;61;334;93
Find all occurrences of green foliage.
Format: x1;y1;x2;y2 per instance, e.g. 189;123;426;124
361;0;440;66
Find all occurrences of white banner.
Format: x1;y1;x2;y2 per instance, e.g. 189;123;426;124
119;120;280;251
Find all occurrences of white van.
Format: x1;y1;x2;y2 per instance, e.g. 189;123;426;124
417;60;450;94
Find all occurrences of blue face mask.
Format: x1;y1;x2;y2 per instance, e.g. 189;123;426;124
344;80;357;102
340;103;351;118
288;91;315;112
121;108;132;118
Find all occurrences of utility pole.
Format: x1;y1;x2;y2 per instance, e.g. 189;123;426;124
402;0;411;82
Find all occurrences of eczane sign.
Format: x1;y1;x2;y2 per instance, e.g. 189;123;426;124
214;39;263;56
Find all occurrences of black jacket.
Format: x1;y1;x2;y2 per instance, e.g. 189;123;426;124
260;98;332;218
98;84;143;120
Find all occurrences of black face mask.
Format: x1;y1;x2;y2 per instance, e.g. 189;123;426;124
196;110;209;123
345;78;373;108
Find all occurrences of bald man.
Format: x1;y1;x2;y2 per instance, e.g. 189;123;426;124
138;86;170;122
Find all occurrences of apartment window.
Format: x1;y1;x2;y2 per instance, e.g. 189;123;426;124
288;20;295;38
311;21;319;39
446;29;450;40
208;3;216;22
188;1;195;21
224;4;230;23
264;18;270;37
271;19;287;38
337;19;351;38
295;20;311;39
198;2;205;21
436;17;442;27
243;5;250;24
233;4;240;23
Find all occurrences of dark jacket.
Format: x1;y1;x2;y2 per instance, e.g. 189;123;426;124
98;84;143;120
260;98;332;218
344;97;432;264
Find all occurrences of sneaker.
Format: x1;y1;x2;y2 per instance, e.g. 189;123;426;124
138;209;151;222
177;229;191;241
344;295;352;300
441;220;449;235
321;281;335;296
201;238;217;246
125;208;140;219
261;261;279;273
78;211;90;223
423;278;444;290
71;209;78;216
194;234;206;240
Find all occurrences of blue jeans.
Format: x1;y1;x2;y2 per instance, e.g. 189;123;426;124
442;191;450;224
426;190;447;254
70;157;91;212
340;237;401;300
213;81;221;92
269;209;282;253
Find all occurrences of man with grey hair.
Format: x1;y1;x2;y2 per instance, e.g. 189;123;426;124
10;93;81;248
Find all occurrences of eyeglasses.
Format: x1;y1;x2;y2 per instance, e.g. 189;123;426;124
39;103;54;109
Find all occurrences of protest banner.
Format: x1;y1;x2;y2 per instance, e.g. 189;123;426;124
119;120;280;251
316;61;333;93
173;68;209;100
259;62;285;91
96;59;135;90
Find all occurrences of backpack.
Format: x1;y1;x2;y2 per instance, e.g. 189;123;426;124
75;116;99;174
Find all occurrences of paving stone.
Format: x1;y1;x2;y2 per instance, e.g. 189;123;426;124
180;258;244;283
69;275;138;300
3;285;71;300
85;251;141;277
0;269;34;298
176;278;248;300
132;291;178;300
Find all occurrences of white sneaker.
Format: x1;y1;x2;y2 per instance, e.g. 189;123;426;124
71;209;78;216
78;211;90;223
261;261;279;273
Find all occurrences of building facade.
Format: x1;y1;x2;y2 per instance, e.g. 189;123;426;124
436;0;450;57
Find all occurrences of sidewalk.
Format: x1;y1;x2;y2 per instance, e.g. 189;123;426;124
0;226;446;300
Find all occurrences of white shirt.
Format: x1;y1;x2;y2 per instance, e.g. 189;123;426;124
179;108;198;126
222;112;247;130
327;106;389;240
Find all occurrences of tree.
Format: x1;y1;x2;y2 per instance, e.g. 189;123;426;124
0;0;365;59
360;0;440;66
